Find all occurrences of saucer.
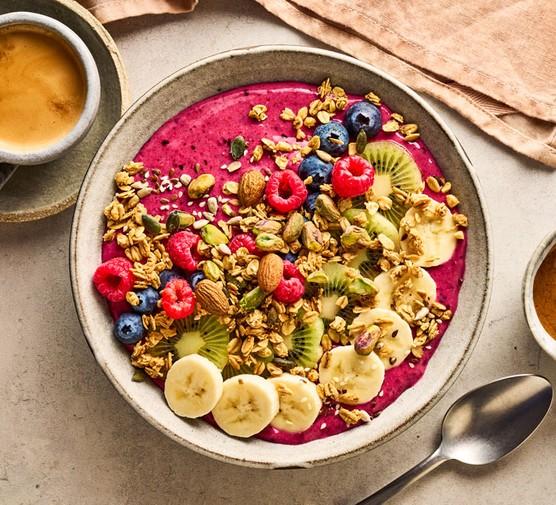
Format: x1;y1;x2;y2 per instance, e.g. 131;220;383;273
0;0;130;222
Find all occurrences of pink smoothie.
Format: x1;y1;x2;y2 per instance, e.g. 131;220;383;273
101;82;466;444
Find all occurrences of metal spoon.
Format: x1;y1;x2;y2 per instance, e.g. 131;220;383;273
358;374;553;504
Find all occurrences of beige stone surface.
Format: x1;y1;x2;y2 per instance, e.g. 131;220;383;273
1;0;555;503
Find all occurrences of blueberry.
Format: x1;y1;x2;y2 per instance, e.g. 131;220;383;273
283;252;298;263
114;312;146;344
304;192;319;214
159;269;181;290
298;155;333;192
188;271;205;290
343;101;382;138
313;122;349;156
131;287;159;314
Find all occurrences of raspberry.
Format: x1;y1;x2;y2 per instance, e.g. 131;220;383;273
273;260;305;303
93;257;135;302
160;278;195;319
229;233;258;254
331;155;375;198
166;231;200;271
265;169;308;213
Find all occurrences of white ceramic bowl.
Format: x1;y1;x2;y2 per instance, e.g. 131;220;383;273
70;46;492;468
524;229;556;360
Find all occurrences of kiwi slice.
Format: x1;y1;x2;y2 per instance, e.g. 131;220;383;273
151;314;228;370
221;363;254;380
282;317;324;368
319;262;353;323
348;247;383;279
360;140;423;227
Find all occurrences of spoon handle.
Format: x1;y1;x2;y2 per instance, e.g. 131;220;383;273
357;447;448;504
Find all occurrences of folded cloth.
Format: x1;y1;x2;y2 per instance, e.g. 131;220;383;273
77;0;198;24
253;0;556;168
77;0;556;168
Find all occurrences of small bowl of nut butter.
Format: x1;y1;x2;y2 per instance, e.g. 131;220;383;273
524;228;556;360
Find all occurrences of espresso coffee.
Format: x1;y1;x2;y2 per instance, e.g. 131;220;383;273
0;24;87;152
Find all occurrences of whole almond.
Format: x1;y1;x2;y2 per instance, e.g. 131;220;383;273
258;253;284;293
194;279;230;316
238;170;266;208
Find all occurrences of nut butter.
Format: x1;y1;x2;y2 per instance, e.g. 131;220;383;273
533;246;556;340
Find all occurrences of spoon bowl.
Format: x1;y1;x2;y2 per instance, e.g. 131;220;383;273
441;374;552;465
359;374;553;504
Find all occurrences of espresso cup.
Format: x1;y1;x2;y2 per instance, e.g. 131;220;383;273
0;11;101;166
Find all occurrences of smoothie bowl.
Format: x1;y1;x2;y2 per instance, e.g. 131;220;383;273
70;46;491;468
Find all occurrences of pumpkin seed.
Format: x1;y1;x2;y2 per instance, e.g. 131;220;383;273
142;214;162;234
230;135;246;160
356;129;367;154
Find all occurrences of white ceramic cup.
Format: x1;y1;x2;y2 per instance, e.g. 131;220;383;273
523;228;556;360
0;11;101;166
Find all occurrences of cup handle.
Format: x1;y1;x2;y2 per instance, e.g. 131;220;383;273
0;163;18;192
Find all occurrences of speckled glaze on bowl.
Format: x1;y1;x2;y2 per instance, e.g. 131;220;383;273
524;229;556;360
70;46;492;469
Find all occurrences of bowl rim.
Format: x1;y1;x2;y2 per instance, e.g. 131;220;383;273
523;228;556;359
70;45;492;468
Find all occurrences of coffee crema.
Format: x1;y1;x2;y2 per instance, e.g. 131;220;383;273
0;24;87;152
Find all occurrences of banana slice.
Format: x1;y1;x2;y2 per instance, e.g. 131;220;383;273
352;307;413;370
212;374;280;438
267;373;322;433
164;354;224;418
373;265;437;313
318;345;385;405
399;198;458;267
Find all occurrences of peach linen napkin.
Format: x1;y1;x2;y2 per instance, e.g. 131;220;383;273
77;0;198;23
77;0;556;168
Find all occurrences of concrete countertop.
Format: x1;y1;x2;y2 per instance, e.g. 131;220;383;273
1;0;555;503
